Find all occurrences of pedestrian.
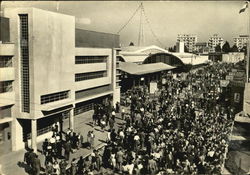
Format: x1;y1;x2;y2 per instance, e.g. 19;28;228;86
121;108;125;120
109;117;115;130
64;140;71;160
116;148;123;172
42;139;49;155
24;149;31;167
59;159;67;175
70;159;77;175
45;161;53;175
116;102;120;113
32;154;41;175
89;131;95;149
95;150;101;171
112;109;116;121
52;161;60;175
29;149;37;171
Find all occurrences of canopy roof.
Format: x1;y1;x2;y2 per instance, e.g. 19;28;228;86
119;62;175;75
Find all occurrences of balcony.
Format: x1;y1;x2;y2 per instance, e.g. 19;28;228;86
0;67;14;81
0;43;15;56
0;92;15;107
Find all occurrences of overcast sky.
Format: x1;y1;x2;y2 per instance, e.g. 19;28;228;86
2;1;248;48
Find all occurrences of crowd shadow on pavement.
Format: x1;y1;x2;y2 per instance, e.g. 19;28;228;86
98;139;107;143
17;161;31;175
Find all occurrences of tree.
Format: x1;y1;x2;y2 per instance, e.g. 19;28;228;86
230;45;239;52
173;45;176;52
168;45;176;52
222;41;231;53
215;44;222;52
184;45;189;52
240;46;247;55
129;42;134;46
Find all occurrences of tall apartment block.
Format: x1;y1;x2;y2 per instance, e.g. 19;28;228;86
208;34;224;52
233;35;249;50
177;34;197;53
0;7;120;153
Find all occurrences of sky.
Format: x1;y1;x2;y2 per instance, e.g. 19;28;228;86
2;1;248;48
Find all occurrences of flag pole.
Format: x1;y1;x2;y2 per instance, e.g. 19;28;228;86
247;4;250;83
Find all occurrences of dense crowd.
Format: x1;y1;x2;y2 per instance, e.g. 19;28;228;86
23;63;236;175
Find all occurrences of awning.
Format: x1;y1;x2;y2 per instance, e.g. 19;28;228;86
41;104;74;117
119;62;175;75
0;117;13;124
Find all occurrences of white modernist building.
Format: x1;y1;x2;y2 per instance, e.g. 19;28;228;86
0;7;120;153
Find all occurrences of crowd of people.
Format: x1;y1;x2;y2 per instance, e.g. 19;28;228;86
23;63;236;175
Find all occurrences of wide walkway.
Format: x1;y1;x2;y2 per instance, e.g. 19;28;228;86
0;110;125;175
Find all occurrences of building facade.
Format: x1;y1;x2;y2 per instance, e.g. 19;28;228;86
0;16;14;154
1;7;120;153
233;35;249;50
177;34;197;53
194;42;209;54
208;34;224;52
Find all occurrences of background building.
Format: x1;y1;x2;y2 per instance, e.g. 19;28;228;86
233;35;249;50
208;34;224;52
176;41;184;53
1;7;120;153
195;42;209;54
177;34;197;53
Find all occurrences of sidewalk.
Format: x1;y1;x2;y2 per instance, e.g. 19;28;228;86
0;110;125;175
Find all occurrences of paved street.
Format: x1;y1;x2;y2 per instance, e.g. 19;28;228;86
0;110;125;175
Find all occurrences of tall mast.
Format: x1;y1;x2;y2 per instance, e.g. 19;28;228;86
247;6;250;83
138;2;144;46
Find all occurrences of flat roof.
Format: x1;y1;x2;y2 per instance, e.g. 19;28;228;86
119;62;175;75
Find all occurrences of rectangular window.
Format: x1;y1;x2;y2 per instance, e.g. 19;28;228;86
75;71;107;82
75;56;107;64
0;81;13;93
19;14;30;113
0;56;12;67
41;90;69;104
74;103;93;116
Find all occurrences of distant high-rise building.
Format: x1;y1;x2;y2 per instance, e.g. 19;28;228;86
208;34;224;52
233;35;249;50
177;34;197;53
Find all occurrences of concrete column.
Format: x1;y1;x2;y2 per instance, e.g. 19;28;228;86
31;119;37;153
11;119;24;151
69;109;74;131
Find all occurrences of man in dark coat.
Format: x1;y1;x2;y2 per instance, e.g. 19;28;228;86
109;118;115;130
64;141;71;160
24;149;31;166
32;154;41;175
29;149;37;168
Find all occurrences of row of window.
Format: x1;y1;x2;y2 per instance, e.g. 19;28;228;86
19;14;30;113
74;103;93;116
40;71;108;104
0;81;13;93
0;55;108;68
75;56;107;64
75;71;107;82
41;90;69;104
